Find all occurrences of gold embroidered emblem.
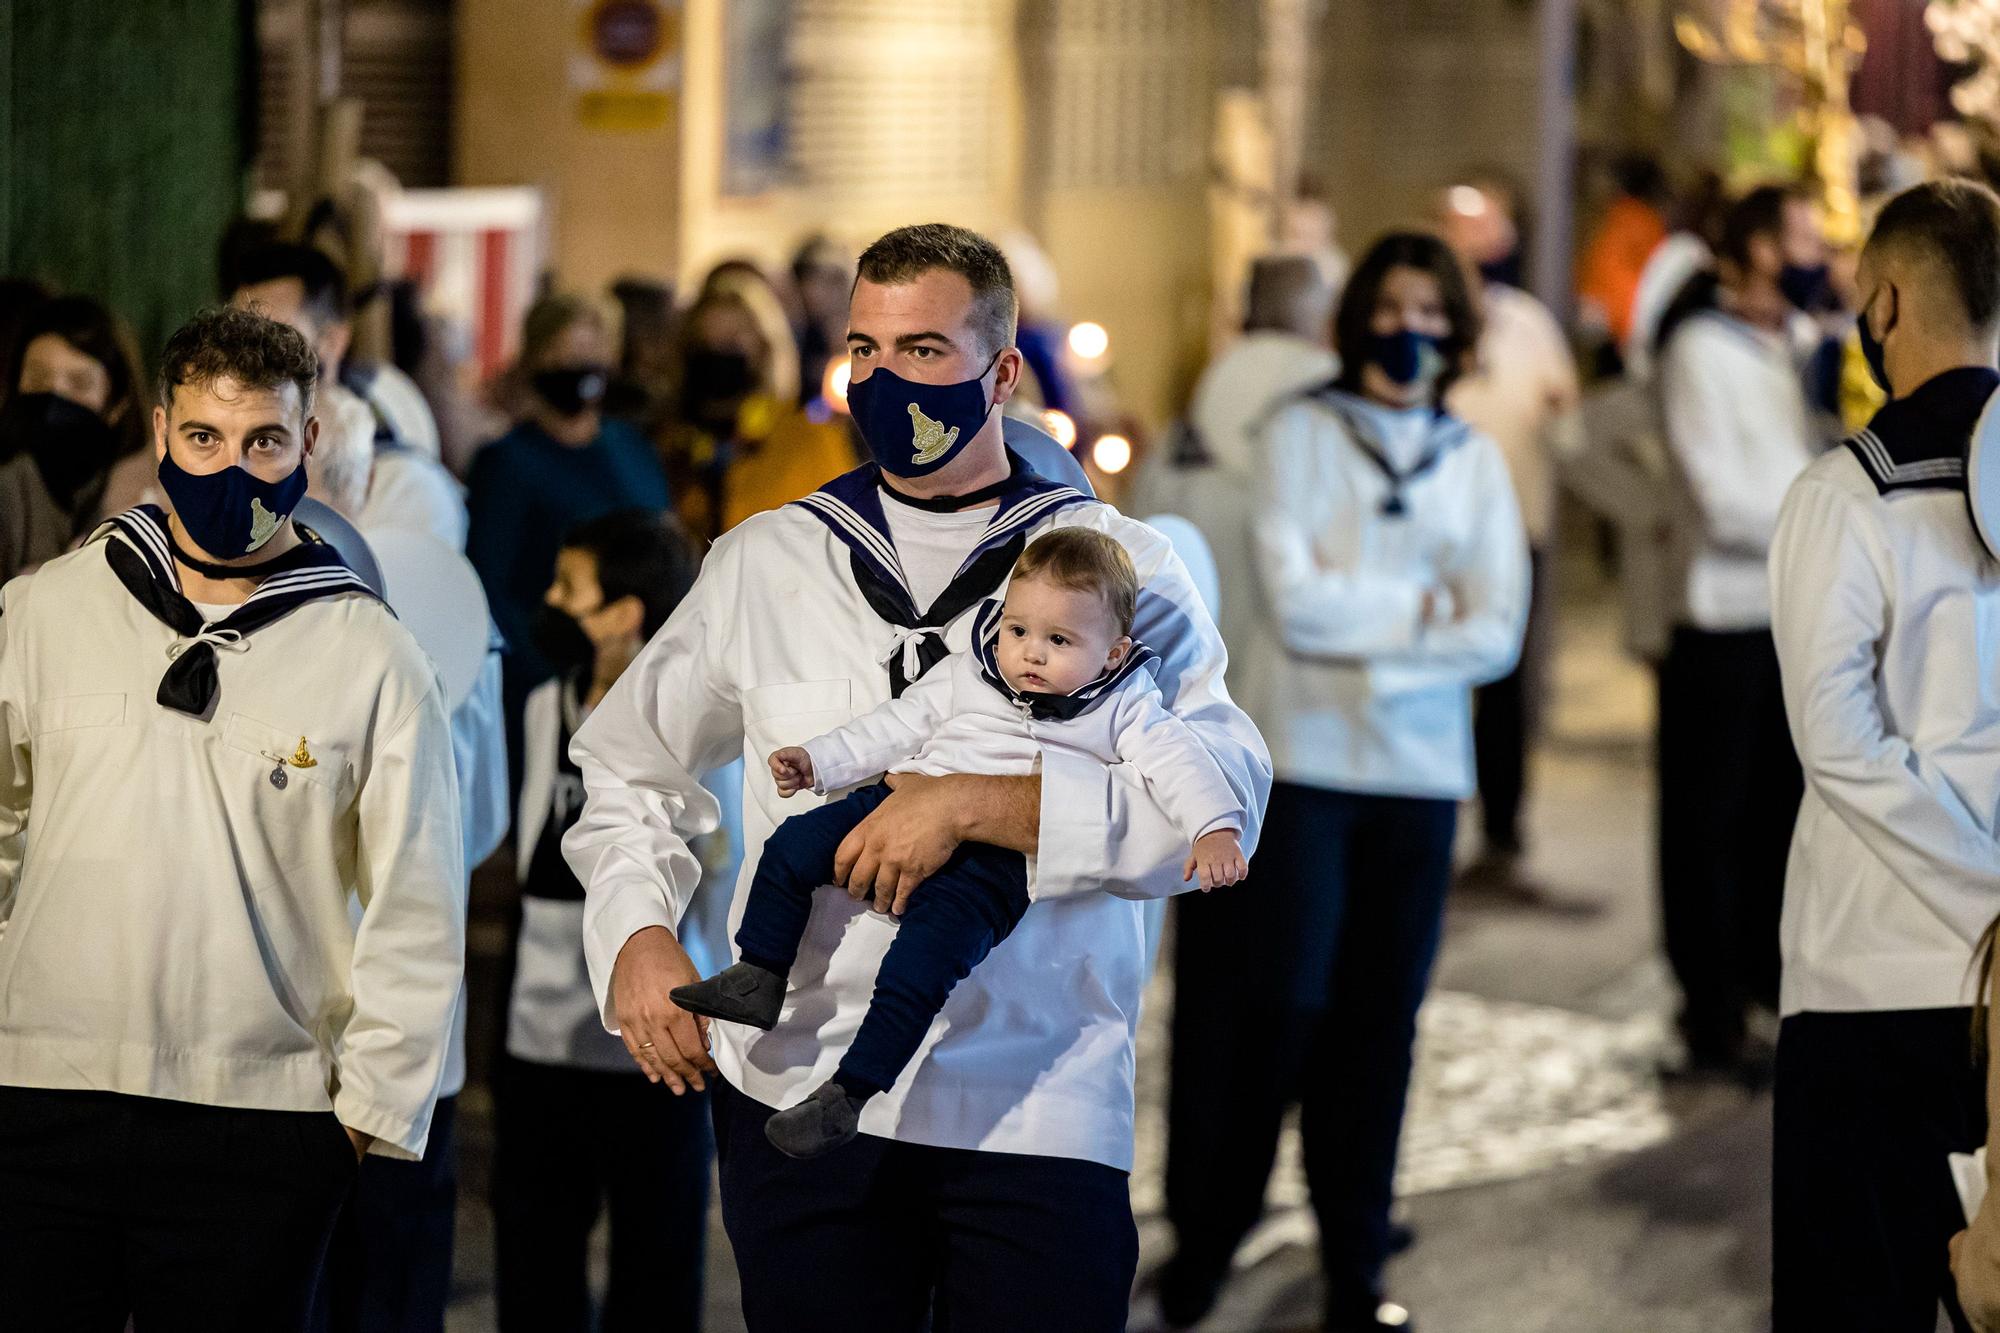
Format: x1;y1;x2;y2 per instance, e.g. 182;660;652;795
289;737;318;769
248;498;281;548
908;403;960;465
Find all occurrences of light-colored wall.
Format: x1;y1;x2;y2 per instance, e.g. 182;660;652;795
454;0;681;295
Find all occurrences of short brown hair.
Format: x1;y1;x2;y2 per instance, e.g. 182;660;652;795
157;305;318;417
1010;528;1138;635
1866;178;2000;332
856;223;1018;359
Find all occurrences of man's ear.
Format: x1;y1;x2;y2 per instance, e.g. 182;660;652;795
302;413;320;460
989;347;1025;409
152;404;169;464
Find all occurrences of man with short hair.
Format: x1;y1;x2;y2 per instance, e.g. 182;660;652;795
1770;178;2000;1332
0;306;465;1328
1654;183;1824;1079
568;223;1270;1331
233;241;465;547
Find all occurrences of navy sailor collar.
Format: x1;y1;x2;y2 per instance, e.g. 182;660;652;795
97;504;381;718
970;598;1157;722
790;449;1098;696
1843;366;2000;495
1304;384;1473;517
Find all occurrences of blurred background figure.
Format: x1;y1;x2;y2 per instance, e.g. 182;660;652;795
0;295;150;580
659;275;852;542
1438;180;1581;897
789;234;856;411
231;241;466;548
1652;184;1823;1083
466;293;670;788
1577;153;1671;375
1127;253;1336;673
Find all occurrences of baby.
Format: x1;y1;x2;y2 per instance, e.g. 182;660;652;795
672;527;1248;1158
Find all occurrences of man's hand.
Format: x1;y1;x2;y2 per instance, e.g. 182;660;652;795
770;746;815;798
834;772;967;916
344;1126;375;1162
610;926;716;1093
1184;828;1248;892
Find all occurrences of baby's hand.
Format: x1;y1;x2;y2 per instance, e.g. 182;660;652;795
1184;828;1249;892
769;747;815;797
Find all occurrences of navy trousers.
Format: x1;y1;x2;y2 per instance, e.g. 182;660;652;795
0;1085;356;1332
1657;626;1801;1062
711;1077;1137;1333
316;1095;458;1333
737;783;1030;1096
1773;1009;1986;1332
1161;781;1458;1325
492;1056;712;1332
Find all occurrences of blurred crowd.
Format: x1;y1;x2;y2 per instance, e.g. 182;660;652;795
4;117;2000;1330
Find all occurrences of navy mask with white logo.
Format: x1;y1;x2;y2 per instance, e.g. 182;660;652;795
158;450;309;559
846;352;1000;478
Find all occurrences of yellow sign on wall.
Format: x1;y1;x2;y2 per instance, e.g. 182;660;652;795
570;0;681;131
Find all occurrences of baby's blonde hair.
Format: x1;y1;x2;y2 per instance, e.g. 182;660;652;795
1010;528;1137;635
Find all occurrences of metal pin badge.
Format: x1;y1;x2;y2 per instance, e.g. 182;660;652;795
269;762;289;790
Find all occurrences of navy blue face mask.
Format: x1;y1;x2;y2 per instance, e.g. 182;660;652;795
1859;286;1895;395
846;352;1000;478
1365;329;1447;389
157;448;309;559
1778;262;1833;313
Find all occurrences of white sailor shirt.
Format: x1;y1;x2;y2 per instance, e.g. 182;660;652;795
1770;366;2000;1014
564;456;1271;1170
0;509;465;1158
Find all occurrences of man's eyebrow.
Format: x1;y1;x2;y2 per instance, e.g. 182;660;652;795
845;330;878;345
895;331;956;350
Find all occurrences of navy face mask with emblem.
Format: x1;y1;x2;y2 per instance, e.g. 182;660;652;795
157;449;309;559
1365;329;1446;389
846;351;1000;478
533;364;611;417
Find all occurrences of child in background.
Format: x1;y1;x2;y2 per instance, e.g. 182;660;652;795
494;508;713;1333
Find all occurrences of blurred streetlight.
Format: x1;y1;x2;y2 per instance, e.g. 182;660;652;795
823;356;852;414
1091;433;1132;474
1041;408;1078;449
1067;321;1110;364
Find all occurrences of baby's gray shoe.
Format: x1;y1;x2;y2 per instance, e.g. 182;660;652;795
764;1083;864;1159
670;962;786;1030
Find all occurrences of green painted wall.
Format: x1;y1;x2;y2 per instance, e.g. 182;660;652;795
2;1;250;361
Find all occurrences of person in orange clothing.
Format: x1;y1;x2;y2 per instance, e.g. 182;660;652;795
659;285;858;541
1578;154;1670;353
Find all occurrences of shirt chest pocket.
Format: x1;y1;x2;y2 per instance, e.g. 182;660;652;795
29;692;128;738
221;711;351;798
742;679;853;819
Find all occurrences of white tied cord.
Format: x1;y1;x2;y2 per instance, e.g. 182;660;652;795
166;626;251;661
883;624;941;683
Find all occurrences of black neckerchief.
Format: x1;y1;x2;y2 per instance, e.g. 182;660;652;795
98;505;381;719
1303;383;1472;517
879;474;1016;513
790;450;1097;696
1843;366;2000;496
165;529;307;581
968;598;1157;722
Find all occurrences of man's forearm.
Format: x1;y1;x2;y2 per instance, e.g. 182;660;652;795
951;773;1040;854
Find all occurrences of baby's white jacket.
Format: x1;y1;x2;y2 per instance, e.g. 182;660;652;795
805;606;1245;848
